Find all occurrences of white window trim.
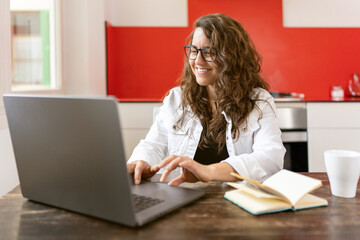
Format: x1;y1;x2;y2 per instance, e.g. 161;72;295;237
9;0;64;95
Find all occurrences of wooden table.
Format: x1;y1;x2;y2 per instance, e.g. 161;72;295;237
0;173;359;239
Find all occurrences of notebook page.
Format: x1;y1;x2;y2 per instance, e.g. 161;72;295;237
293;193;328;210
227;182;283;200
263;170;322;206
230;172;290;202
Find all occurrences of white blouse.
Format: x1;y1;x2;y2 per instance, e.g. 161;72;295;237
128;87;285;182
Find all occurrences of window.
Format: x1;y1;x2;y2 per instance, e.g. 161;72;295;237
10;0;61;91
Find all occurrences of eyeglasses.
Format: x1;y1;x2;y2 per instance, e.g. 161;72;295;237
184;46;217;62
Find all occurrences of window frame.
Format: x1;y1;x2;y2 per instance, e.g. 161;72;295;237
9;0;64;94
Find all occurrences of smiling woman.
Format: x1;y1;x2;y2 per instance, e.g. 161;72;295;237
127;14;285;186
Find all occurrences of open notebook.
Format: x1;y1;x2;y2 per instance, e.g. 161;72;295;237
224;170;328;215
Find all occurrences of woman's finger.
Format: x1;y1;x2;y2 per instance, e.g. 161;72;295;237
159;156;185;182
127;162;136;174
156;155;178;169
142;164;160;179
168;174;186;186
134;161;145;184
150;165;160;173
178;159;197;173
179;160;211;182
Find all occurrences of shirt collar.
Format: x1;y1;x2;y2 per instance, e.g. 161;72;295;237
221;111;232;123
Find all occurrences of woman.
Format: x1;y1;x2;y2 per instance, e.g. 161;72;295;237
127;14;285;186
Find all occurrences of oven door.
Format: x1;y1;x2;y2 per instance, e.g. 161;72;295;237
282;131;308;172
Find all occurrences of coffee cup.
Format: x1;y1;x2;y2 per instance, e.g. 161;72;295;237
324;149;360;198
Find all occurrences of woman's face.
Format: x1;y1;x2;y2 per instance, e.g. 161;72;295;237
190;28;220;87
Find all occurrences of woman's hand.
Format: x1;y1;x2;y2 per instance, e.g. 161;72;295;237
156;155;213;186
127;160;160;185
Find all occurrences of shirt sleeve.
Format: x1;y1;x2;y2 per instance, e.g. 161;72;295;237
221;90;286;182
127;88;180;166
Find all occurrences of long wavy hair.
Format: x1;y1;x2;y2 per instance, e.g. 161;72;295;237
176;14;269;151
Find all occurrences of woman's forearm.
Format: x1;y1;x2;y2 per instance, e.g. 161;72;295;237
208;162;238;182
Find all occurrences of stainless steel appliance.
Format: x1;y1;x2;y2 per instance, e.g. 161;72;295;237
277;107;308;172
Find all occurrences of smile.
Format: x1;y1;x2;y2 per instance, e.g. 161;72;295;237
196;68;211;73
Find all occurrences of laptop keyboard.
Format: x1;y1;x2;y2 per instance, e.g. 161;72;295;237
132;194;164;213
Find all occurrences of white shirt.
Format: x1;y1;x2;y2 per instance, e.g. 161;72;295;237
128;87;285;182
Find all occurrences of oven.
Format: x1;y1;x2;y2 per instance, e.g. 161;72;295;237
277;107;308;172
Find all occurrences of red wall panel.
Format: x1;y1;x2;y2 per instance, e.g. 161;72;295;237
106;24;190;101
106;0;360;101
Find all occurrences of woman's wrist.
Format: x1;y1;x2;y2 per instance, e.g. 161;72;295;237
206;164;217;182
207;162;237;182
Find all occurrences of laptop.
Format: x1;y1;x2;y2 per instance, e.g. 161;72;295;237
3;94;204;227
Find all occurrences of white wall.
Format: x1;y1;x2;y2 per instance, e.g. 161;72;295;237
62;0;106;96
105;0;187;27
0;129;18;197
0;0;19;198
283;0;360;27
0;0;11;110
10;0;50;10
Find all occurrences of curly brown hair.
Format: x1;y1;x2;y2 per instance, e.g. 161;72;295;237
176;13;269;152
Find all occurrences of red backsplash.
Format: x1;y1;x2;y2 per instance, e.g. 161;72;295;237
106;0;360;101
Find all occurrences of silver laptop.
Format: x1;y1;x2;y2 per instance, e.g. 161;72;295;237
3;94;204;227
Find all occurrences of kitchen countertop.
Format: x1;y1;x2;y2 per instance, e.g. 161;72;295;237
275;97;360;103
116;96;360;103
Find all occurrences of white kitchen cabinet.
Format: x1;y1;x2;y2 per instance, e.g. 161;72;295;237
307;102;360;171
117;102;161;160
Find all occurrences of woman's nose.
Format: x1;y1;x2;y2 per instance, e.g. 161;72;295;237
195;51;205;64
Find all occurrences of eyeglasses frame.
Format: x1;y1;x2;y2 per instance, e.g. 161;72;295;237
184;45;217;62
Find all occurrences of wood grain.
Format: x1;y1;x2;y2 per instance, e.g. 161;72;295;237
0;173;359;239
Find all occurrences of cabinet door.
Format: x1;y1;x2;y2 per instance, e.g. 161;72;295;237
121;129;149;160
118;102;162;160
307;103;360;128
307;102;360;172
308;129;360;171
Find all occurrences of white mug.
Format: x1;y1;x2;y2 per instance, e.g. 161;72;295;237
324;150;360;198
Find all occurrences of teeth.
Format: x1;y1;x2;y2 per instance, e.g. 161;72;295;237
197;68;209;73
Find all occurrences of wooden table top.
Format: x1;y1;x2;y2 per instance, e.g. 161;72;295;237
0;172;359;239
